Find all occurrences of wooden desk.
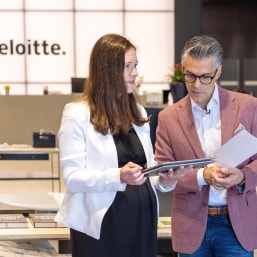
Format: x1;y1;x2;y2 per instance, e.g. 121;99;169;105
157;217;177;257
0;218;70;254
0;219;69;241
158;226;171;238
157;216;172;238
0;217;172;254
0;219;171;240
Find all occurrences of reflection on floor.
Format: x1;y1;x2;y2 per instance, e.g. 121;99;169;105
0;241;71;257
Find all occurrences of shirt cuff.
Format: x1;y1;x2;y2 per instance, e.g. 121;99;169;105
197;168;208;187
157;180;176;192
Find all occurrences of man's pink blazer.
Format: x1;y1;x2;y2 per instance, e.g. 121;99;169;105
155;86;257;253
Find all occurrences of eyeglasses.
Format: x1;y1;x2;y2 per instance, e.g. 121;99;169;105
183;68;218;85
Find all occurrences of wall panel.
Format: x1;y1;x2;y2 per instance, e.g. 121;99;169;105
0;0;174;95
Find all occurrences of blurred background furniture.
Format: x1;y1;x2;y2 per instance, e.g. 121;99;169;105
170;83;188;103
0;147;61;195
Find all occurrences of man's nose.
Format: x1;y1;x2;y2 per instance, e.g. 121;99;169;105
192;77;201;88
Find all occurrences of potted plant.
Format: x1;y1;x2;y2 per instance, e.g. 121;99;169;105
170;63;185;84
167;63;187;103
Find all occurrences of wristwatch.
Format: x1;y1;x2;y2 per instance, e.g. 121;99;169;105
235;179;245;193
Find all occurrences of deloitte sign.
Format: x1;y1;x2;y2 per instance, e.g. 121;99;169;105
0;39;66;55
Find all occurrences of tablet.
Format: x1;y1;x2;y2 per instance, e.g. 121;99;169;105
143;157;215;176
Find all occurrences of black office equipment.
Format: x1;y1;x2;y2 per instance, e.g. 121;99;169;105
71;77;86;93
33;132;56;148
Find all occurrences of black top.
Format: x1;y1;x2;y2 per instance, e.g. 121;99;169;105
103;128;158;257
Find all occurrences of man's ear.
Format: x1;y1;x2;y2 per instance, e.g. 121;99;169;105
216;65;222;80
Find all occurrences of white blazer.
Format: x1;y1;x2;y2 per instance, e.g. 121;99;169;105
55;101;168;239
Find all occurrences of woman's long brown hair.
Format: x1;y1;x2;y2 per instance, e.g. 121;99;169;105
81;34;149;135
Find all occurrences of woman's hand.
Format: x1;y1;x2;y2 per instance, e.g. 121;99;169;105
159;165;193;188
120;162;146;185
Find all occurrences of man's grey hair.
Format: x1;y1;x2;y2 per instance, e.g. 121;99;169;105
181;35;223;67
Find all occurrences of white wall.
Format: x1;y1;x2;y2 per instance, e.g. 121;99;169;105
0;0;174;96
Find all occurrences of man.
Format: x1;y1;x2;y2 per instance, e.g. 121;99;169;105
155;35;257;257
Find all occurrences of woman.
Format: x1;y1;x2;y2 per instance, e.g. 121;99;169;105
55;34;192;257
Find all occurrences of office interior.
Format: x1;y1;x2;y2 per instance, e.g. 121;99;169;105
1;0;257;256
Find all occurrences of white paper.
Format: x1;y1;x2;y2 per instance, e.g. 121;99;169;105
214;129;257;167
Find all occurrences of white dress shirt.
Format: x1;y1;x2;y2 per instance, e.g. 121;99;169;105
191;85;227;206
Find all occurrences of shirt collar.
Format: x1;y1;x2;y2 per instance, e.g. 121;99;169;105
191;83;220;112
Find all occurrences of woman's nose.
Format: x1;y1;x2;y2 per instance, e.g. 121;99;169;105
131;67;138;76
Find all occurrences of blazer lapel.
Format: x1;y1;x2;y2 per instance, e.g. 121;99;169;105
177;97;205;158
219;87;239;144
176;87;239;158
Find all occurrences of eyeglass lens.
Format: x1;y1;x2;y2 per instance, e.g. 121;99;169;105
184;69;217;85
